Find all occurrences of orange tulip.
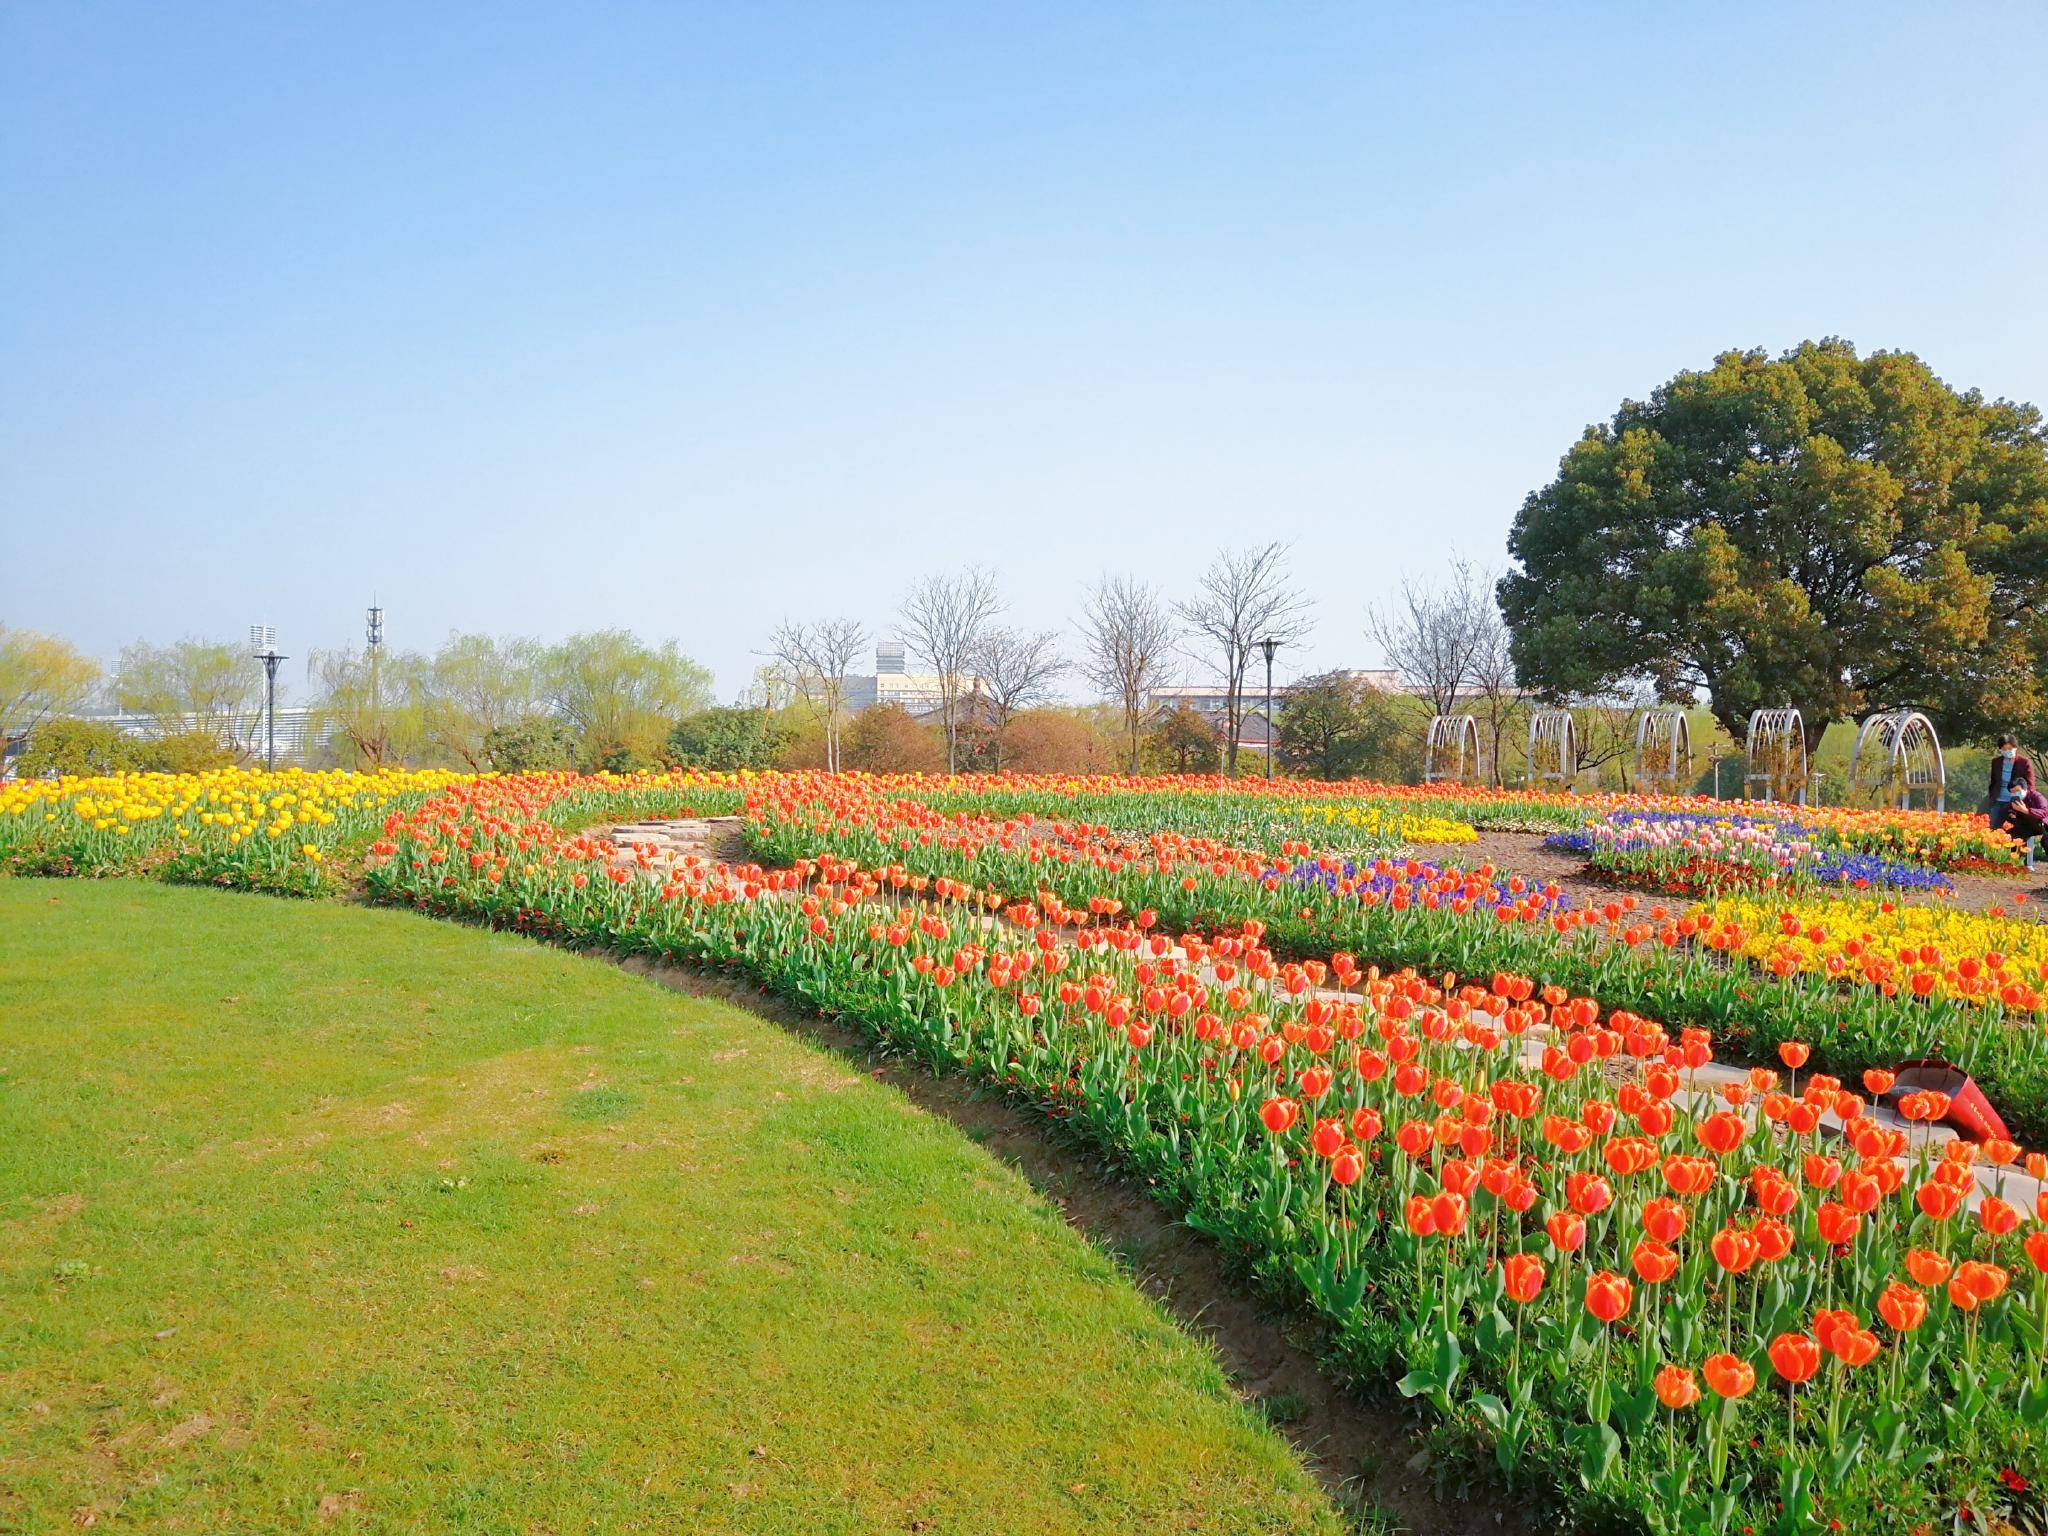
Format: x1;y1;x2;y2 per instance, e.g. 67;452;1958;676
1904;1248;1952;1287
1584;1270;1632;1324
1914;1181;1964;1221
1631;1238;1679;1284
1566;1171;1613;1215
1832;1327;1880;1368
1778;1040;1811;1070
1502;1251;1546;1304
1431;1192;1469;1236
1752;1216;1794;1263
1815;1201;1862;1246
1877;1281;1927;1333
1979;1196;2021;1237
1702;1352;1755;1399
1259;1097;1299;1135
1641;1196;1686;1243
1768;1332;1822;1384
1546;1211;1586;1253
1696;1111;1747;1156
1653;1364;1699;1410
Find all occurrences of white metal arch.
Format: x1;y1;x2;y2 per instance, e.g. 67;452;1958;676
1744;707;1808;805
1633;707;1693;791
1527;709;1577;790
1848;709;1946;812
1424;713;1482;784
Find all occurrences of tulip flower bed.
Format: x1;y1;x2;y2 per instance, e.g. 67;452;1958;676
1545;812;1956;897
737;777;2048;1145
359;774;2047;1534
909;775;2026;873
0;766;744;895
0;767;472;893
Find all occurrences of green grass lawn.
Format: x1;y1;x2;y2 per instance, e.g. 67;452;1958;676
0;881;1341;1535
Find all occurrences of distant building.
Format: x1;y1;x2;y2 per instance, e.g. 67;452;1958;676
844;643;978;723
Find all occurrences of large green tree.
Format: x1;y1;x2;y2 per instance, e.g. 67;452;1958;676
1275;672;1414;781
1499;340;2048;748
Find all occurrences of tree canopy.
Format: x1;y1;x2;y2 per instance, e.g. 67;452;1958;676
1274;673;1414;781
1499;340;2048;747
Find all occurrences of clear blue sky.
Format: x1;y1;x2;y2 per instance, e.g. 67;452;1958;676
5;2;2046;701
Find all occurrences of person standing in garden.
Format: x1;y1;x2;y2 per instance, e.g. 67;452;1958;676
1987;735;2035;832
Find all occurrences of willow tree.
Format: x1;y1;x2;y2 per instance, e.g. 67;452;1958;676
1499;340;2048;749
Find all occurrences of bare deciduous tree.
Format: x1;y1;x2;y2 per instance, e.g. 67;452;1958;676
969;627;1064;769
1463;569;1527;785
766;617;868;772
1174;544;1313;772
1078;574;1177;773
1367;558;1496;729
897;568;1004;772
1569;687;1655;791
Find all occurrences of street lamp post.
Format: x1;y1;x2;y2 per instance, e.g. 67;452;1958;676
366;604;385;765
1259;637;1280;780
250;624;287;770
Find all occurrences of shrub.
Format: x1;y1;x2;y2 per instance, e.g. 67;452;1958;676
133;730;239;773
668;707;790;771
843;704;944;773
483;715;579;772
14;718;138;777
1005;708;1116;773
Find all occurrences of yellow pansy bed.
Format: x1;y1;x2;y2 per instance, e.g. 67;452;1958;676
1283;801;1479;846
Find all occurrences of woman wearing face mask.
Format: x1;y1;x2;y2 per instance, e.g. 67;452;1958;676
1987;735;2035;834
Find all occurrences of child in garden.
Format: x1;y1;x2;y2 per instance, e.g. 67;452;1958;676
2004;782;2047;873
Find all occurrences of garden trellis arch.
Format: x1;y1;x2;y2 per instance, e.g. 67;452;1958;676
1632;708;1692;791
1847;709;1946;812
1744;707;1808;804
1526;709;1577;790
1424;713;1482;784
